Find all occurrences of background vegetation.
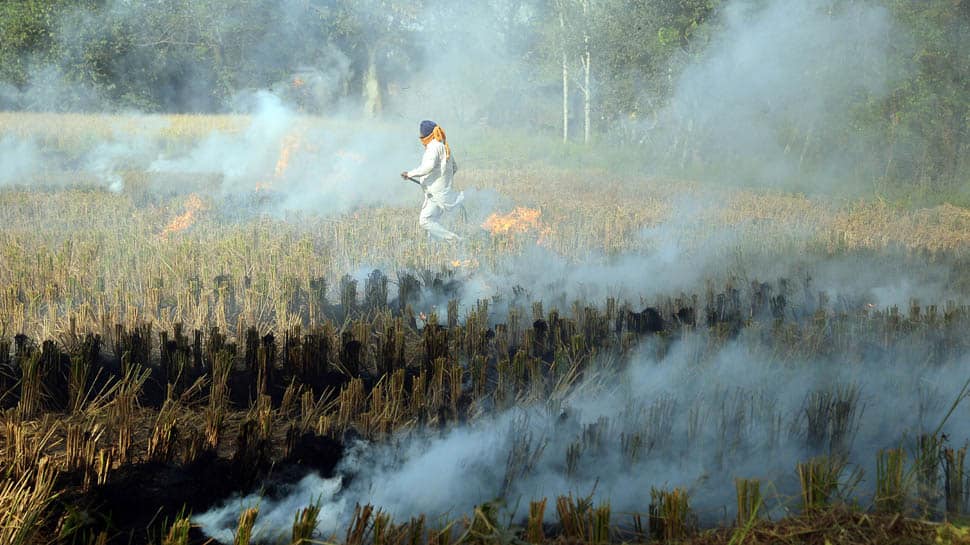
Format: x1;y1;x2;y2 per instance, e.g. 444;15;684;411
0;0;966;195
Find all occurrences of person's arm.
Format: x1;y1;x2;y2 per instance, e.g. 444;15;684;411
451;154;458;174
406;143;441;179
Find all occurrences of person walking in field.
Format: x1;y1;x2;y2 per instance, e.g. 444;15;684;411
401;120;464;241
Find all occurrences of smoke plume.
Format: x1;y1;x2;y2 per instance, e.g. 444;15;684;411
196;324;970;540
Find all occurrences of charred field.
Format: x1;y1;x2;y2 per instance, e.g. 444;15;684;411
1;114;970;545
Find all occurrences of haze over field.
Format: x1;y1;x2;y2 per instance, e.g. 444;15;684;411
0;0;966;195
0;1;967;545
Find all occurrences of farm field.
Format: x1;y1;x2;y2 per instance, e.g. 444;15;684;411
1;112;970;545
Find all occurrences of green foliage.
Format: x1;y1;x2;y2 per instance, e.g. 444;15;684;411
0;1;67;86
0;0;965;190
0;0;424;112
880;0;969;188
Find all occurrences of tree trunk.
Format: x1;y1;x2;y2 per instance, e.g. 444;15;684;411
558;4;569;143
582;0;591;144
562;54;570;143
798;121;815;172
363;46;382;118
884;108;898;181
583;55;590;144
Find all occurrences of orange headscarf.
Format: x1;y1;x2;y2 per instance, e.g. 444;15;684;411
420;125;451;160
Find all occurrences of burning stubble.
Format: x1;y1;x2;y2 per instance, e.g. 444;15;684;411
482;207;554;246
158;194;208;239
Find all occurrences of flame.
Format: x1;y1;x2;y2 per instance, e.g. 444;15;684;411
159;194;207;238
483;207;541;234
274;133;302;178
450;258;479;269
255;132;303;192
256;133;365;193
482;207;554;244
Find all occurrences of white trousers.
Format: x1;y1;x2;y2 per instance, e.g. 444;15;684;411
419;193;463;241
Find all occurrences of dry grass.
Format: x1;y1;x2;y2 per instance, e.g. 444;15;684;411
0;274;964;543
0;170;966;343
690;505;956;545
0;113;969;544
0;457;59;545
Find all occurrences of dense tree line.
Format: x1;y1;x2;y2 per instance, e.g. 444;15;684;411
0;0;965;189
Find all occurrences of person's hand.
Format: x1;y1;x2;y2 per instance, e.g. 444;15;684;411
400;171;409;180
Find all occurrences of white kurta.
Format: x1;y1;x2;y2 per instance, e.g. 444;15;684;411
407;140;464;240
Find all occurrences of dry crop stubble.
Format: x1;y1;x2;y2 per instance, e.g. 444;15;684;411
1;275;969;543
1;179;966;343
1;113;970;544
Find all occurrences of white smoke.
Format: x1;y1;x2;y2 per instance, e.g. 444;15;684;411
635;0;911;191
149;92;295;186
196;330;970;541
0;136;42;186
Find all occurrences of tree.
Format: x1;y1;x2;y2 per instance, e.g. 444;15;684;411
322;0;423;118
880;0;969;188
553;0;596;143
555;0;570;142
578;0;591;143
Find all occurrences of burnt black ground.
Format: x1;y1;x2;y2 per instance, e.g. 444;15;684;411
57;433;343;545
